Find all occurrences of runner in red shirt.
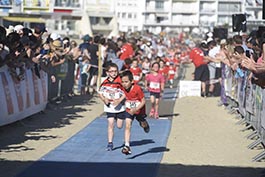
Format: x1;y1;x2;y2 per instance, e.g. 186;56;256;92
158;59;169;82
167;63;176;88
120;70;150;155
129;58;142;84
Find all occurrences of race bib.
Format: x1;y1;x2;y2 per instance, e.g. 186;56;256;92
169;70;175;74
125;100;141;109
107;91;121;99
100;86;123;100
133;75;140;81
150;82;160;89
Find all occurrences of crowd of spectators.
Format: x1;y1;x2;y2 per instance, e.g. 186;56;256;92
0;24;192;102
189;27;265;98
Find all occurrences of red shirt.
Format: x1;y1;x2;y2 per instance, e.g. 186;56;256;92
189;47;207;68
146;73;165;93
99;76;125;113
168;66;176;80
165;58;179;66
120;43;134;60
130;67;142;83
124;84;145;115
159;66;169;80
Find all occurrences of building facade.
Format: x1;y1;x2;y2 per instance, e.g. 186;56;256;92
143;0;264;34
114;0;145;33
0;0;263;37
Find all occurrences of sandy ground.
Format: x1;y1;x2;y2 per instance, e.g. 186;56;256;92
0;64;264;177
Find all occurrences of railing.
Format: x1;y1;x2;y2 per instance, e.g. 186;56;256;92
220;66;265;162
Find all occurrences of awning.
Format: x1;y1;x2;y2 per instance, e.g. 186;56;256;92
3;16;45;23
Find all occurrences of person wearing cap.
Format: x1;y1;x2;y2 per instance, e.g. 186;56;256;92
49;40;66;82
14;24;24;37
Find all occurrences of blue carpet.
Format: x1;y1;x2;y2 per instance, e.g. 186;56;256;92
16;116;172;177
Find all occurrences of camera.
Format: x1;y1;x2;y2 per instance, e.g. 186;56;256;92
40;49;49;55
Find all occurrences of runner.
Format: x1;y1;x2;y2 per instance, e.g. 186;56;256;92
120;70;150;155
98;63;126;151
145;62;165;119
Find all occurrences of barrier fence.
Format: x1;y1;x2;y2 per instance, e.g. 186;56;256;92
0;66;48;126
0;59;76;126
221;66;265;162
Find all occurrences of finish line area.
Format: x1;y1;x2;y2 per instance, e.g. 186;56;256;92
16;87;178;177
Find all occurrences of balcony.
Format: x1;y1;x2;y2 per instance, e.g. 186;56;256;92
145;7;168;13
171;9;197;14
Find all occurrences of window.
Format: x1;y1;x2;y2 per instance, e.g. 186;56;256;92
218;2;241;12
55;20;59;30
66;20;75;30
128;13;132;19
90;17;100;25
122;13;126;18
0;0;11;5
103;17;111;25
156;1;164;9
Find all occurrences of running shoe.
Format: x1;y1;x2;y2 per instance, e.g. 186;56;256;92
121;145;131;155
154;112;159;119
106;142;113;151
140;120;150;133
149;108;155;117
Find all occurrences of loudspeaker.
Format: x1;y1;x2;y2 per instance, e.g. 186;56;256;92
213;28;228;39
263;1;265;19
232;14;247;32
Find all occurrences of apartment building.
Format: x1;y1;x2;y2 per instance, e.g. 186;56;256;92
114;0;145;33
82;0;118;37
0;0;263;37
0;0;84;37
0;0;118;37
143;0;264;34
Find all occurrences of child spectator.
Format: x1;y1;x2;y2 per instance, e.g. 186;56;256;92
80;56;90;95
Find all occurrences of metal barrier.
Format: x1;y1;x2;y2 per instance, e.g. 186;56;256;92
0;66;48;126
221;69;265;162
0;58;76;126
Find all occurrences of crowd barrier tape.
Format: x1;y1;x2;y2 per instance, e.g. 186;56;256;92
221;67;265;161
0;66;48;126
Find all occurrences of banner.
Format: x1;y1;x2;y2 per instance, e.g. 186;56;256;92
178;80;201;98
0;67;48;126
